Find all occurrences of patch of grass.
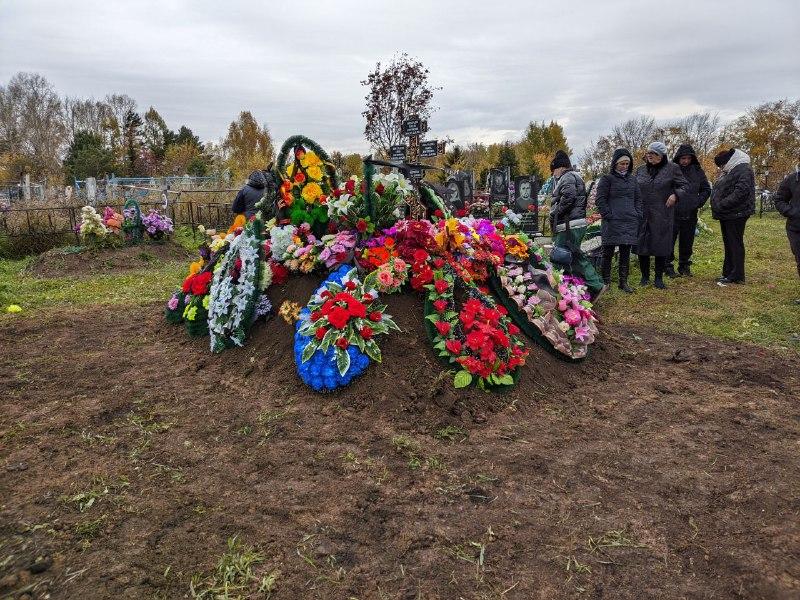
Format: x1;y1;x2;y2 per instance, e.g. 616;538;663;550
0;257;186;315
62;476;129;513
565;556;592;575
190;536;279;599
256;409;287;444
433;425;469;443
75;514;107;540
599;214;800;350
173;225;203;253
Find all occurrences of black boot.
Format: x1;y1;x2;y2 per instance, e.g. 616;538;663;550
654;276;667;289
618;258;633;293
678;265;692;277
639;256;650;287
665;263;680;278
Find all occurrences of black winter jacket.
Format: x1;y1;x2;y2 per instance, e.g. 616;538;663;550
551;170;587;225
775;169;800;231
595;148;642;246
672;144;711;220
711;158;756;221
231;170;266;218
635;158;689;256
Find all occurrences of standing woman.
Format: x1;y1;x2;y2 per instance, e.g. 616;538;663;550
595;148;642;293
668;144;711;277
711;148;756;284
635;141;689;289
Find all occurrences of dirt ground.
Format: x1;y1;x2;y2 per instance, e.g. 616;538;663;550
25;243;194;278
1;273;799;599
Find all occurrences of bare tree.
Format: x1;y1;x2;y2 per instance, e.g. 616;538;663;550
63;97;112;140
361;53;438;156
0;72;67;179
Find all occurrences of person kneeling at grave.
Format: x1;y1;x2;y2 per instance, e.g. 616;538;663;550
549;150;605;299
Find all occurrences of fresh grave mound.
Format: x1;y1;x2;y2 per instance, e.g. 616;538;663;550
208;273;566;421
27;242;194;278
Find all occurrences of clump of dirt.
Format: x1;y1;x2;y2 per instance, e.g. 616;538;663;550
1;282;799;599
26;242;194;278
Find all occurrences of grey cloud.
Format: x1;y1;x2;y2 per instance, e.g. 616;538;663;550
1;0;797;156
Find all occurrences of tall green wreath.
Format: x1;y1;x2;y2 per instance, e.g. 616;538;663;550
122;198;143;245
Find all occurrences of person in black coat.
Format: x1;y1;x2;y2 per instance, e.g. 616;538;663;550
668;144;711;277
774;166;800;303
635;141;689;289
710;148;756;284
595;148;642;293
231;170;267;219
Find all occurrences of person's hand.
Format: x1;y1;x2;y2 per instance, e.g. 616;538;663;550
666;194;677;207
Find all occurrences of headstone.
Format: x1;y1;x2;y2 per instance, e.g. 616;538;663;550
22;174;31;202
408;166;424;181
402;117;422;136
86;177;97;206
488;168;508;203
390;145;407;161
420;140;438;158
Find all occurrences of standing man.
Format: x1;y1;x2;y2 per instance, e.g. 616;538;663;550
550;150;605;298
667;144;711;277
711;148;756;285
775;165;800;304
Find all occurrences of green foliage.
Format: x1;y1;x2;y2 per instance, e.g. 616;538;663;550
63;130;118;183
190;537;279;599
497;142;519;179
517;120;571;181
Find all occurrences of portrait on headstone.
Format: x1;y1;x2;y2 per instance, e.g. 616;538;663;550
443;177;465;210
489;168;508;201
513;176;540;212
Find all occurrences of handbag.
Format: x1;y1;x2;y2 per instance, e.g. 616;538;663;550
549;212;574;268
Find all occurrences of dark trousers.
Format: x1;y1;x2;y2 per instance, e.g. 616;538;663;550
788;225;800;279
638;255;666;280
669;216;698;270
720;217;749;281
600;244;631;285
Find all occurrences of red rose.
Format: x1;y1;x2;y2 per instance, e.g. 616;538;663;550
455;208;467;217
336;337;349;349
347;299;367;319
363;293;373;302
369;311;382;322
433;209;444;218
294;148;306;159
433;299;448;313
496;222;505;231
315;327;327;340
434;279;449;294
359;326;373;340
234;258;243;271
507;323;520;335
345;280;357;291
412;249;429;263
294;172;305;183
466;330;486;351
356;219;368;233
327;306;350;329
190;271;213;296
375;183;385;195
181;275;193;293
311;311;322;321
434;321;451;336
345;179;355;194
497;306;508;316
333;188;342;198
445;339;462;354
433;258;445;268
327;221;338;233
270;262;289;285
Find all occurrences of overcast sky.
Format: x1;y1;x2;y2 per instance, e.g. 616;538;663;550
1;0;797;156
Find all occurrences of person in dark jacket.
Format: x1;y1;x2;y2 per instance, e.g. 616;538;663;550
774;166;800;303
595;148;642;293
548;150;604;297
231;170;267;219
710;148;756;284
634;141;689;289
668;144;711;277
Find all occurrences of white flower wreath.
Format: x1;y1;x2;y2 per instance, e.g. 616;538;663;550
207;225;262;353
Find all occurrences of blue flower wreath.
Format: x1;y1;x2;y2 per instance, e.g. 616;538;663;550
293;265;371;392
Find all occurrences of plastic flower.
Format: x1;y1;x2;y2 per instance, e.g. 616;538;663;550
301;182;323;203
6;304;22;313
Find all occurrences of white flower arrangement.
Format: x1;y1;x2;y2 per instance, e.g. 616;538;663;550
79;206;108;238
327;193;353;218
269;225;295;259
207;224;263;353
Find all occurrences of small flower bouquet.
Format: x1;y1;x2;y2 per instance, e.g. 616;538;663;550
363;257;409;294
78;205;109;245
142;209;174;241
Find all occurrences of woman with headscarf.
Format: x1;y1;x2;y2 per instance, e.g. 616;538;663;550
710;148;756;284
595;148;642;293
634;141;689;289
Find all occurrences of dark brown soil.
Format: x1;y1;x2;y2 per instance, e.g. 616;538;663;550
26;243;194;278
1;276;799;599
